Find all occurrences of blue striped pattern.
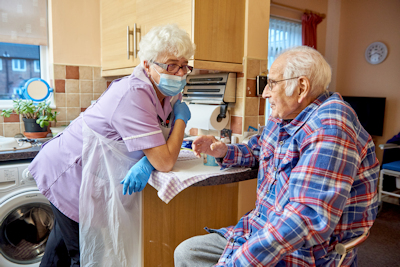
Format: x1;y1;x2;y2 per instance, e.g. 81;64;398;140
210;92;379;266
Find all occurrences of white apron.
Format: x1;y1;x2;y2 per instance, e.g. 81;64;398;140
79;118;142;267
79;95;177;266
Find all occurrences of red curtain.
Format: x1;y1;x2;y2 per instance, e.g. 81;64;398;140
302;12;323;49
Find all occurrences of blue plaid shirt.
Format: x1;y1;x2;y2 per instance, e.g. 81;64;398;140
209;92;379;266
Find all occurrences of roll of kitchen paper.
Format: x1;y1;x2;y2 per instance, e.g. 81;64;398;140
186;104;230;132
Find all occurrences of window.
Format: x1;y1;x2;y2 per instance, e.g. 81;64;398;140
0;0;49;108
268;18;302;69
265;17;302;120
0;42;47;105
0;58;2;71
34;60;40;72
12;59;27;71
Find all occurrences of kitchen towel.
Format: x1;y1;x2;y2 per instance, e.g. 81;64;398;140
148;150;250;203
185;104;229;133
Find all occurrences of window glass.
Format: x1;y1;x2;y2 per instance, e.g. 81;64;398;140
268;18;302;69
0;42;41;100
34;60;40;72
265;17;302;121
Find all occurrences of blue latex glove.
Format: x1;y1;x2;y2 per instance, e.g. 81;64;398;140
173;99;191;125
120;156;155;195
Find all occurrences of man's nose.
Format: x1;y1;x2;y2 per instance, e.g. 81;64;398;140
262;85;270;99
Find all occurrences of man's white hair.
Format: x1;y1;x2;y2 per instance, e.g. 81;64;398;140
278;46;332;97
138;24;195;67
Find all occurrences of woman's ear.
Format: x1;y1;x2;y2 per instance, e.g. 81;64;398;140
144;60;151;75
297;76;311;103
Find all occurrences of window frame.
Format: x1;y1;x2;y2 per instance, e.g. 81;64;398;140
11;59;27;72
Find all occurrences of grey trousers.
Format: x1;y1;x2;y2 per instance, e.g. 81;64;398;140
174;233;228;267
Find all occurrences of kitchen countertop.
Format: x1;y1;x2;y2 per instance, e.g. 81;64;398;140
0;137;52;162
0;145;41;161
0;144;258;185
191;168;258;186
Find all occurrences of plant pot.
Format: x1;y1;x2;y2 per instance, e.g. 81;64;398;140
22;118;48;132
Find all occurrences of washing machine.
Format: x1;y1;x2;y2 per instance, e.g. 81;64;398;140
0;159;54;267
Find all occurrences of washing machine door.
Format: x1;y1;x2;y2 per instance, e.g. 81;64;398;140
0;190;54;266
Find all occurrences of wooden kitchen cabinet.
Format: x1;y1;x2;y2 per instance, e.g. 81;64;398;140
101;0;245;77
100;0;139;74
142;183;239;267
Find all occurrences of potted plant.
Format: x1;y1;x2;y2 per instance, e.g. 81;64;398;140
1;99;58;137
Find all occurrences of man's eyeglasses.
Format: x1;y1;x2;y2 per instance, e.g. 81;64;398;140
152;61;193;74
267;77;301;91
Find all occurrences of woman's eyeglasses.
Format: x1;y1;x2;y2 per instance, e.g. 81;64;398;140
152;61;193;74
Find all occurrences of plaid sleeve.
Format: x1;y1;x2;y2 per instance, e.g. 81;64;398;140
224;127;366;266
219;135;261;169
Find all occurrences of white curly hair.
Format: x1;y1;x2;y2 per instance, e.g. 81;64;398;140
138;24;195;67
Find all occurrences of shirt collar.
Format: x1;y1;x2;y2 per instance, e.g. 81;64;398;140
132;65;174;117
133;65;153;86
276;90;332;136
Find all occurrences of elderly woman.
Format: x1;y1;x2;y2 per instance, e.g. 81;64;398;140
28;24;195;266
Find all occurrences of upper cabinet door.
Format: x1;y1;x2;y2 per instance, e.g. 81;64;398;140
193;0;245;64
101;0;140;72
101;0;245;76
136;0;192;38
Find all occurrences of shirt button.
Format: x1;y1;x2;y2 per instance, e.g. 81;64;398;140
279;141;284;145
256;212;260;216
229;238;234;243
274;167;277;171
266;190;270;194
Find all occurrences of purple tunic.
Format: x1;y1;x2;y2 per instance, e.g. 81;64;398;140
28;66;174;222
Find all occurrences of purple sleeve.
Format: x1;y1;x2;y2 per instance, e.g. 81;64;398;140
110;85;166;152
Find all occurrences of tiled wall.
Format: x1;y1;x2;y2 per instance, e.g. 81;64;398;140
229;57;268;137
1;61;267;139
189;58;268;139
53;64;111;126
0;64;111;137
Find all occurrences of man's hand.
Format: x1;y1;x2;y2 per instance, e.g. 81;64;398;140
120;156;155;195
192;135;228;159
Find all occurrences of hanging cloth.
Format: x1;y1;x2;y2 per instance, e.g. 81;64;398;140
79;116;142;267
302;12;323;49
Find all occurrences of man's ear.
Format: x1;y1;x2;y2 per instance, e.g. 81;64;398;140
297;76;311;103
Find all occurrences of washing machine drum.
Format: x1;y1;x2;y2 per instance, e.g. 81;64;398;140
0;194;54;265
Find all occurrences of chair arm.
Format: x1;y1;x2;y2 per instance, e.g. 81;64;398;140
335;231;369;255
379;143;400;150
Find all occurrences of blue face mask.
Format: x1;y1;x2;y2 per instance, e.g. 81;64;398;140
152;66;187;96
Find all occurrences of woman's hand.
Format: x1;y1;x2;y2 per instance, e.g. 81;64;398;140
192;135;228;159
120;156;155;195
173;99;191;125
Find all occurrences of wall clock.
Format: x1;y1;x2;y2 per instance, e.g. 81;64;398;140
365;42;388;65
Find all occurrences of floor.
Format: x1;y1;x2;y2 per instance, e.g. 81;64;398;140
357;199;400;267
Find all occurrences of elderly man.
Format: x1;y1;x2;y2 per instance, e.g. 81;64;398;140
174;46;379;266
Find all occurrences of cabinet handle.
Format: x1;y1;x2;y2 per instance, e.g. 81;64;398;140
127;24;141;60
127;26;131;59
133;23;138;59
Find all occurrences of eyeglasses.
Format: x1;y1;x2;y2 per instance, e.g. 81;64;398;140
152;61;193;74
267;77;301;91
